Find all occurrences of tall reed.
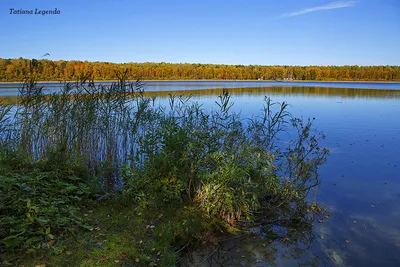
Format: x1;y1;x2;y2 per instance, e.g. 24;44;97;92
1;70;328;223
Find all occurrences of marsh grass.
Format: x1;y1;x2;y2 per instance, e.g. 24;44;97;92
0;65;329;264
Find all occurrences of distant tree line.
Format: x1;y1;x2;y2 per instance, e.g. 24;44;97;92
1;58;399;81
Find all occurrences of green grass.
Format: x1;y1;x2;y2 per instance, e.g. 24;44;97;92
3;198;221;267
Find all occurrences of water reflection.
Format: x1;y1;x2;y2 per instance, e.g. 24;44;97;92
187;202;400;266
142;86;400;99
1;86;400;105
185;222;319;267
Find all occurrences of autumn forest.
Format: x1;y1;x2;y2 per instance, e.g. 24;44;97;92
1;58;399;82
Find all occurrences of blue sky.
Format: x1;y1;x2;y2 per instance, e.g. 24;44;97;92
0;0;399;65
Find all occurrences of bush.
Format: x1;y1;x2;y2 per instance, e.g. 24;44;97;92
122;90;329;226
0;159;93;251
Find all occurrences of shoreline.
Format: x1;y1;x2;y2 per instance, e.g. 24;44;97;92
1;79;400;84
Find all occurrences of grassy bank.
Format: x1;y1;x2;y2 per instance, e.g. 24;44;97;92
1;192;215;266
0;70;329;266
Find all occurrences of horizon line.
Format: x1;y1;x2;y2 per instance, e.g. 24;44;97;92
0;57;398;67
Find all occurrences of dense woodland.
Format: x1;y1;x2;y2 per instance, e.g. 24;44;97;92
1;58;399;81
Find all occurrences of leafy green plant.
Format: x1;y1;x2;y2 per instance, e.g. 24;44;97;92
121;89;328;226
0;161;93;251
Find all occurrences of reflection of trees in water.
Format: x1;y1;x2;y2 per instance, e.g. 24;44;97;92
1;86;400;104
142;86;400;99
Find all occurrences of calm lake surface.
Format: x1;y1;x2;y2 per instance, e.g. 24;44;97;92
1;81;400;266
1;80;400;96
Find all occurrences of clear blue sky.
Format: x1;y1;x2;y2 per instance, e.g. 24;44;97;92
1;0;399;65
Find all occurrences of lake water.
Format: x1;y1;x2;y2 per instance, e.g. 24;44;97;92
1;80;400;97
1;81;400;266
